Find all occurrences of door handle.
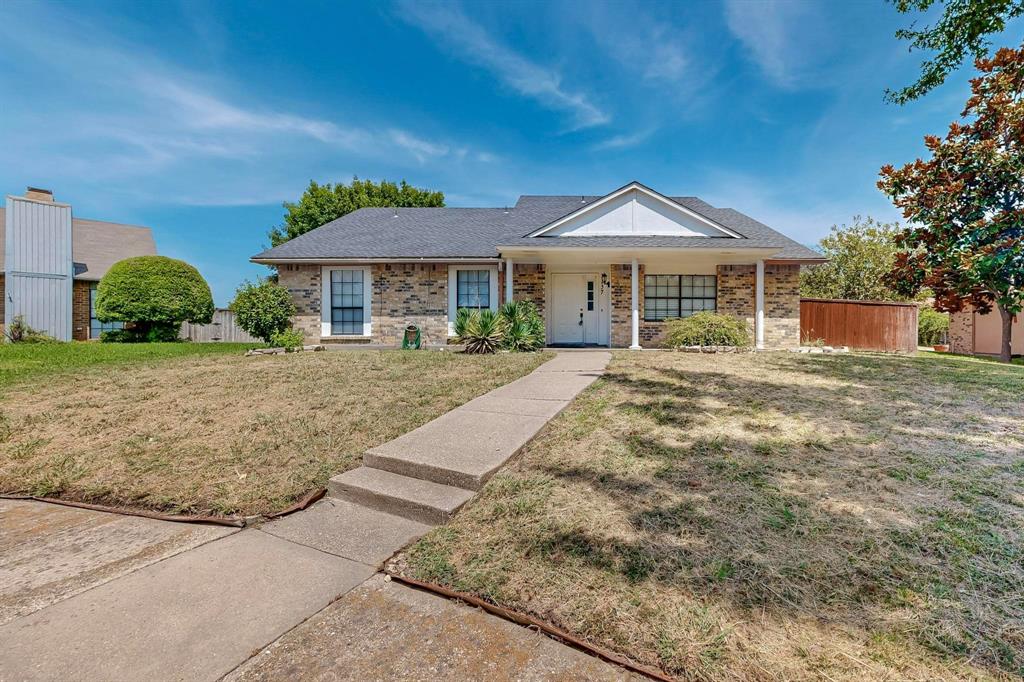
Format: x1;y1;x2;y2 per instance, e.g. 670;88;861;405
579;309;584;325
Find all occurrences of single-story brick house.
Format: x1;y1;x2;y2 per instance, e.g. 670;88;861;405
252;182;824;349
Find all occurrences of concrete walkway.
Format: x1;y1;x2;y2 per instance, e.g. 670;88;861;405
0;351;617;681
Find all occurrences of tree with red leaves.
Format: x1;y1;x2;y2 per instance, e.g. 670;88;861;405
879;44;1024;362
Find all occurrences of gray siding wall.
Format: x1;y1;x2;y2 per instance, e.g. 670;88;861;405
4;196;73;340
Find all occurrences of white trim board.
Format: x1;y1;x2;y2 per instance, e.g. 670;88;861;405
320;265;372;338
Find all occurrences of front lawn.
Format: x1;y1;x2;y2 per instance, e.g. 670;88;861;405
0;349;549;516
0;341;256;388
394;351;1024;680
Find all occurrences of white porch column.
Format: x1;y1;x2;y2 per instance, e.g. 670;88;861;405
505;258;513;303
755;259;765;350
630;258;642;350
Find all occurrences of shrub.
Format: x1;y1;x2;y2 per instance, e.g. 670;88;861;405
454;308;503;354
96;256;213;342
665;312;750;348
499;300;545;352
230;279;296;344
918;307;950;345
4;315;59;343
270;328;305;351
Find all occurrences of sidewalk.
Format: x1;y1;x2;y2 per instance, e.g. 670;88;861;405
0;351;623;681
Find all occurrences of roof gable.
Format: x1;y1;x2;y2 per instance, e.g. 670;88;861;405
526;182;742;239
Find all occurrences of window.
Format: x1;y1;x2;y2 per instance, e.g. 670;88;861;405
330;269;365;335
644;275;716;321
586;280;595;311
89;284;123;339
457;270;490;310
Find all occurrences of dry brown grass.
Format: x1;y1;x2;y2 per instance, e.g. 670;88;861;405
0;349;549;516
394;351;1024;680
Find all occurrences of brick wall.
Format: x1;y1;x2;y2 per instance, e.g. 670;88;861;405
72;280;91;341
764;264;800;348
949;308;974;354
610;264;632;347
716;265;756;333
278;264;321;343
372;263;448;345
513;264;546;319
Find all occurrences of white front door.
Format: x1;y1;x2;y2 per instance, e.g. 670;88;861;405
551;273;603;345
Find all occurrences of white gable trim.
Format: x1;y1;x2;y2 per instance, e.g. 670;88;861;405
526;182;743;239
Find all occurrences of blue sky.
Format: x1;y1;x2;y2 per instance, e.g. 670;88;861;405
1;1;1021;304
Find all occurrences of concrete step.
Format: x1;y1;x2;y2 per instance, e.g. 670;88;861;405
363;409;550;491
328;467;475;525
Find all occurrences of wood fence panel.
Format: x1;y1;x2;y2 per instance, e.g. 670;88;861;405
800;299;918;352
180;308;260;343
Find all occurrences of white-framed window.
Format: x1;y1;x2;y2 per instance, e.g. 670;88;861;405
447;265;498;335
321;266;372;337
644;274;717;321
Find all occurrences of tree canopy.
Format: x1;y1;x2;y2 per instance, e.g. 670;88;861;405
879;44;1024;362
269;177;444;247
800;216;914;301
886;0;1024;104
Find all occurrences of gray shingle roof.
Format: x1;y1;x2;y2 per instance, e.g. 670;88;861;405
252;193;822;262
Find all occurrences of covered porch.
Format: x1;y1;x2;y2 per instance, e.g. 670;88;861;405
498;247;798;350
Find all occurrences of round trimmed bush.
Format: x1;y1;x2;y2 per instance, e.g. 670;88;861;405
665;312;750;348
96;256;214;342
230;279;297;344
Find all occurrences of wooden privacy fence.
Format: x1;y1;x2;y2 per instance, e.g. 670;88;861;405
179;308;260;343
800;299;919;352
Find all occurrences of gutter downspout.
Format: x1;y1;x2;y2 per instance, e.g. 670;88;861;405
755;259;765;350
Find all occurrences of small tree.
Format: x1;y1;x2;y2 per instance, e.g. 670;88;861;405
800;216;914;301
269;177;444;247
879;45;1024;362
96;256;214;342
230;279;297;344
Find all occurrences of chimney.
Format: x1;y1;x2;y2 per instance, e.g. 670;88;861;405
25;187;54;202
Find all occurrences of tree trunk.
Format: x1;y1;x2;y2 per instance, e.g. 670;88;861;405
997;303;1013;363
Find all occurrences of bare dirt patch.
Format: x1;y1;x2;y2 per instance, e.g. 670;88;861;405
0;350;549;516
394;351;1024;680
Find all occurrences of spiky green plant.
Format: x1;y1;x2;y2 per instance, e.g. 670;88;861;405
499;300;545;352
454;307;504;354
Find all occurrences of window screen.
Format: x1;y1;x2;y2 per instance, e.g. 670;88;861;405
457;270;490;309
330;269;365;335
643;275;716;321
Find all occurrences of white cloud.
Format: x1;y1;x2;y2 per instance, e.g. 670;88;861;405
389;129;451;163
396;1;609;130
591;129;655;151
724;0;832;89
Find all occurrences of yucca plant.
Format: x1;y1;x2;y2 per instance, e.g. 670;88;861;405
454;307;504;354
499;300;545;352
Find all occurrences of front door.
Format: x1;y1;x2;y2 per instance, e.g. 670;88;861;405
551;273;602;345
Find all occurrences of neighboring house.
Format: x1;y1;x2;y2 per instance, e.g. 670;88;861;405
252;181;825;349
950;306;1023;357
1;188;157;341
